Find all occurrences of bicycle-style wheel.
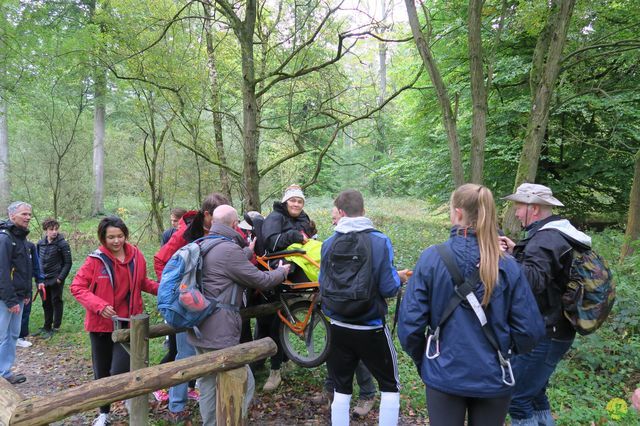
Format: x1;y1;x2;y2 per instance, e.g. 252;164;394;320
278;300;331;368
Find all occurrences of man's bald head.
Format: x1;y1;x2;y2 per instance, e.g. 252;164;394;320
213;205;239;227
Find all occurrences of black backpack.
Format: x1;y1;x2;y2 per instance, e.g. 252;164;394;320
320;229;380;321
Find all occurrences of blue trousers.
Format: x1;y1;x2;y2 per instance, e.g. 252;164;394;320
0;300;24;378
169;332;196;413
508;336;574;424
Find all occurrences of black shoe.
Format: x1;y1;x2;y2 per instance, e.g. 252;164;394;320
4;373;26;384
41;329;54;339
33;327;48;336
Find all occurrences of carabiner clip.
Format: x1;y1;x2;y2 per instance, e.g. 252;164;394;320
425;327;441;360
498;351;515;386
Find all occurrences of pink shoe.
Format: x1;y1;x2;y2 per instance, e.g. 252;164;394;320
153;389;169;402
187;388;200;401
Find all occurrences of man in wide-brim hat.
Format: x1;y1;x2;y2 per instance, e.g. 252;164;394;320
500;183;591;426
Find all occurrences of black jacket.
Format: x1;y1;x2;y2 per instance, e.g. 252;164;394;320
37;234;72;286
512;215;577;339
262;202;313;253
0;220;33;307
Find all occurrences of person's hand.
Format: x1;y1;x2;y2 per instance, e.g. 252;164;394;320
277;260;292;276
301;231;309;244
248;236;256;253
38;283;45;293
56;278;61;284
8;304;20;314
498;236;515;254
100;305;117;318
397;269;411;284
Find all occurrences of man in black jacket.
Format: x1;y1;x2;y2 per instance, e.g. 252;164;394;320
0;201;33;384
500;184;592;426
36;218;72;338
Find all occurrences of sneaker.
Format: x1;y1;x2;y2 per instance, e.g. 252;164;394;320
166;410;191;424
262;369;281;392
33;327;48;336
92;413;111;426
187;388;200;401
353;398;374;417
153;389;169;402
4;373;26;384
16;338;33;348
40;329;54;339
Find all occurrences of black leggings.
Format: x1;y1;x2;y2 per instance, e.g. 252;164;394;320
90;332;130;414
426;386;511;426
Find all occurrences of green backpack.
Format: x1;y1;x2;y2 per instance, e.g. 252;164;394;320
561;245;615;336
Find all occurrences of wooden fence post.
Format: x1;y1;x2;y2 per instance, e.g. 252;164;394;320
216;367;249;425
129;314;149;426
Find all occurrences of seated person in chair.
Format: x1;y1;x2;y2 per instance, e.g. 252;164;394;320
261;184;318;283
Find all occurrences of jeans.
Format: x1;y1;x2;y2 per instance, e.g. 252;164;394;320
195;347;255;425
168;332;196;413
0;300;24;378
325;360;376;400
508;336;574;424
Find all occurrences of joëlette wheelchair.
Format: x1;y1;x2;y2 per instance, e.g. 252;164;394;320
246;213;330;368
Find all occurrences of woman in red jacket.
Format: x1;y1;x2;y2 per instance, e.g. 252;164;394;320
71;216;158;426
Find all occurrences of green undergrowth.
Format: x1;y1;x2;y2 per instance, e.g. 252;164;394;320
23;197;640;424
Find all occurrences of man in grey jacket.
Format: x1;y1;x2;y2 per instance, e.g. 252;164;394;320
188;204;290;425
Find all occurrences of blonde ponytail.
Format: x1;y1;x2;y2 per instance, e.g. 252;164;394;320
451;184;502;306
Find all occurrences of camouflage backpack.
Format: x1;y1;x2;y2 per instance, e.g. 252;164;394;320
561;246;615;336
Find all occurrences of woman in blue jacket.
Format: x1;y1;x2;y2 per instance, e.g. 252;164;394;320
398;184;544;426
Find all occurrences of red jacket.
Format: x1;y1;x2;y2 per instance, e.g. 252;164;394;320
71;243;158;333
154;210;197;280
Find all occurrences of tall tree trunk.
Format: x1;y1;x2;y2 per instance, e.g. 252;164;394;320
0;97;10;213
239;0;261;211
404;0;464;188
371;0;388;194
89;0;106;216
503;0;576;235
621;149;640;261
203;3;233;203
92;68;106;216
468;0;487;184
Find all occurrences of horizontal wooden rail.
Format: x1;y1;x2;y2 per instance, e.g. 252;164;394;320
112;302;282;343
3;338;276;426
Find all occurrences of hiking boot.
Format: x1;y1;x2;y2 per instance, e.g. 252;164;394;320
91;413;111;426
4;373;26;384
262;369;281;392
40;329;54;339
33;327;49;336
166;410;191;424
353;398;374;417
16;338;33;348
311;390;333;407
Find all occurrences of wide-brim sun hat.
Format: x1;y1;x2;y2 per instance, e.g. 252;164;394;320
503;183;564;207
238;211;263;230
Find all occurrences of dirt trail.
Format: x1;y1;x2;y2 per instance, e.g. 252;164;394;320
12;334;425;425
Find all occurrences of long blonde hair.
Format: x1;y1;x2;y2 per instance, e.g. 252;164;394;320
451;184;502;306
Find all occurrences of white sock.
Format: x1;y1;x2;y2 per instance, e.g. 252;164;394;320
379;392;400;426
331;392;352;426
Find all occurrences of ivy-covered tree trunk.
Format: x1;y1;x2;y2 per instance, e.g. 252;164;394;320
503;0;576;236
238;0;261;211
0;97;9;213
468;0;487;184
404;0;464;188
621;149;640;260
203;3;233;204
